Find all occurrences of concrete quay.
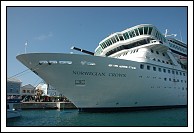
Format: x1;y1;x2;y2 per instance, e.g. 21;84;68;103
14;102;77;109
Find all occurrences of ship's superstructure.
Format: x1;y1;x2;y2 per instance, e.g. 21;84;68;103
95;24;187;68
16;24;187;112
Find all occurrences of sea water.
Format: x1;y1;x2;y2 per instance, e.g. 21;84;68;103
6;108;187;127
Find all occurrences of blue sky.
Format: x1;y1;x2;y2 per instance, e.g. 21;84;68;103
6;6;188;86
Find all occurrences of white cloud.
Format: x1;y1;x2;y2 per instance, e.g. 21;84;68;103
35;32;53;40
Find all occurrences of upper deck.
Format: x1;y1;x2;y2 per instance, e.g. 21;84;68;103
94;24;187;57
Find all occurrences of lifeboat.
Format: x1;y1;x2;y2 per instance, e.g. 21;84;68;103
179;56;187;65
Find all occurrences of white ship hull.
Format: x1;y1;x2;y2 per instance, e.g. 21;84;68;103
17;53;187;112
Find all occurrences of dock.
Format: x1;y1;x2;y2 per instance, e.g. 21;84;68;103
13;102;77;109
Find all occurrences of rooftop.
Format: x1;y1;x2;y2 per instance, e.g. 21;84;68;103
7;78;22;83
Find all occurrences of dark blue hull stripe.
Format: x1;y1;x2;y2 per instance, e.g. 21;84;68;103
78;105;187;112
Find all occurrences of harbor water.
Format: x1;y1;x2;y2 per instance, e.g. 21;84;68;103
7;107;187;127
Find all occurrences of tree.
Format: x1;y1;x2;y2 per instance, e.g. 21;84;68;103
35;87;43;102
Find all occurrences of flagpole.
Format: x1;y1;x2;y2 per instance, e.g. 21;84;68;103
25;41;27;53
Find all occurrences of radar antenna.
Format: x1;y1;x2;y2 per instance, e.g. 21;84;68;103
164;29;177;37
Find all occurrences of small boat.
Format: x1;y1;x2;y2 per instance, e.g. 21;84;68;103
7;99;21;119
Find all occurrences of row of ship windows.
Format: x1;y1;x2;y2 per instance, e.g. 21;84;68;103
168;39;186;48
39;61;96;66
148;49;173;65
140;64;186;76
150;49;165;56
99;26;166;50
39;60;72;65
108;64;136;69
115;48;172;65
169;42;187;53
39;60;138;70
150;86;187;91
100;27;152;49
168;39;185;46
105;38;151;56
117;48;166;58
117;49;139;57
151;58;173;65
104;38;168;57
139;76;187;83
39;60;185;76
95;46;103;55
96;39;187;56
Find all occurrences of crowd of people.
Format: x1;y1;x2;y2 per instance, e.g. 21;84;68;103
8;95;70;103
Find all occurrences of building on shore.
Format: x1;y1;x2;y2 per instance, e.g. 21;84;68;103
20;84;36;101
21;84;35;96
35;82;70;102
7;78;22;99
7;77;70;102
36;83;61;96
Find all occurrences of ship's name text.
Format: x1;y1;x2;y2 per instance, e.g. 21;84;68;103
73;71;126;78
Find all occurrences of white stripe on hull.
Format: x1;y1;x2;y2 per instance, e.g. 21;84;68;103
17;53;187;108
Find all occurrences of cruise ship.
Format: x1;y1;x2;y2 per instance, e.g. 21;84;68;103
16;24;187;112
